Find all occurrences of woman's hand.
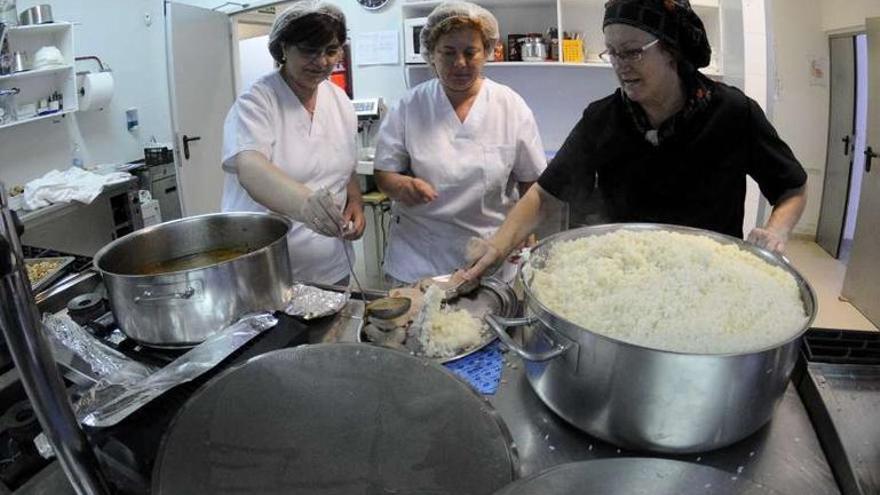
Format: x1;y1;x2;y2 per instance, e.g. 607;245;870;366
341;177;366;240
747;227;787;253
459;237;504;281
342;201;366;240
398;177;438;206
374;170;438;207
301;187;347;237
748;186;806;254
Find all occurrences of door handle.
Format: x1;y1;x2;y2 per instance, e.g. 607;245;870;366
182;134;201;160
866;146;878;173
842;135;851;156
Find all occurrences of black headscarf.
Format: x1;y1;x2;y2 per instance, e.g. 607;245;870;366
603;0;712;69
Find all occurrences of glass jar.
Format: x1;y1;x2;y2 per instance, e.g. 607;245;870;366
0;87;19;125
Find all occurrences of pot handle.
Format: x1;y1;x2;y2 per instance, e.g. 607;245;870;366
486;314;573;362
134;286;196;303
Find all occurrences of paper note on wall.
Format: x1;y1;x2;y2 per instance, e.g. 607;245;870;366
355;31;399;66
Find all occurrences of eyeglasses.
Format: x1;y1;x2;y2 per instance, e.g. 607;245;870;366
294;44;343;61
598;39;660;64
436;47;485;64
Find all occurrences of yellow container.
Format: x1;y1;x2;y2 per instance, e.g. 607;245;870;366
562;39;584;63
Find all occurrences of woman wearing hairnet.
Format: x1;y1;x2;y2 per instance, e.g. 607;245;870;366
464;0;807;280
373;1;547;285
221;1;365;285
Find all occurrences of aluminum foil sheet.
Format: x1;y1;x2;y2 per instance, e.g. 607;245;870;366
43;313;155;383
74;312;277;428
284;283;349;320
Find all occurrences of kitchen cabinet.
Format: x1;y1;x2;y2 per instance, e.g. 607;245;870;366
0;22;77;130
401;0;723;77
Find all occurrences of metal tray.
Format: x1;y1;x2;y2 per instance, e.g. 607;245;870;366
25;256;76;294
796;328;880;495
359;277;518;363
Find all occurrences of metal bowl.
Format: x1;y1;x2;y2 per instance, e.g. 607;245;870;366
19;5;52;25
489;223;817;453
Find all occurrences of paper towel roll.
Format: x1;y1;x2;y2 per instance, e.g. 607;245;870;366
79;72;114;111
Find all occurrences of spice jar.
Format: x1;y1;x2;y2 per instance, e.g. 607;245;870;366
494;40;504;62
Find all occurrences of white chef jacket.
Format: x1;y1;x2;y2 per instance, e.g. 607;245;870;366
221;70;357;284
374;78;547;283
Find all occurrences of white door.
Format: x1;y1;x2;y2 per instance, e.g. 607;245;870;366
166;2;235;216
817;36;856;258
842;18;880;327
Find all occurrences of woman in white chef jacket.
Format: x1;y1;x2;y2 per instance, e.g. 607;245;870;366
373;1;547;285
221;1;365;285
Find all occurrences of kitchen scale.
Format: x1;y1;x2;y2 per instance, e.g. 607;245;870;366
352;97;384;121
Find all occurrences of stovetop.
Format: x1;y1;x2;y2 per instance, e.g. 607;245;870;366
2;266;326;494
80;310;314;494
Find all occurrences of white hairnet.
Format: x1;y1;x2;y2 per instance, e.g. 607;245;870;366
420;1;500;62
269;1;346;62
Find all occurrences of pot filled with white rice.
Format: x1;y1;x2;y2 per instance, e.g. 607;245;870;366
486;223;816;453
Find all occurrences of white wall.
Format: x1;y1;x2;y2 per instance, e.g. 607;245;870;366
0;0;173;189
821;0;880;33
764;0;880;238
766;0;830;237
738;0;763;235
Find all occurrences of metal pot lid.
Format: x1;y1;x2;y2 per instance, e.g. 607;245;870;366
493;458;779;495
153;344;518;495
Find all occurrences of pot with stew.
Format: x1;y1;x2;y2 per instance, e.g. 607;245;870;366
93;212;292;347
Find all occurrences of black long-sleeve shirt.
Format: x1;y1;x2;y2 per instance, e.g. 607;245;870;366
538;81;807;239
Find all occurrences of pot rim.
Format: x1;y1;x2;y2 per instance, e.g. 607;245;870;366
520;223;818;358
93;211;292;278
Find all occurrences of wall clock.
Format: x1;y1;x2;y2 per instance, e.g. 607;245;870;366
357;0;390;11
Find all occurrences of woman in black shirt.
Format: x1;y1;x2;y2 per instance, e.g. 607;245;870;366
463;0;807;279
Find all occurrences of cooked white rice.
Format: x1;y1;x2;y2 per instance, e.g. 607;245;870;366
531;230;808;354
419;285;484;358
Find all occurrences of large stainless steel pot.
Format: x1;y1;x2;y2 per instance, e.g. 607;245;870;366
488;223;816;453
94;212;292;347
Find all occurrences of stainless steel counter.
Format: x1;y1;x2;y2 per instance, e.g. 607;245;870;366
33;288;844;494
320;299;841;494
17;177;138;230
18;177;142;257
490;354;840;494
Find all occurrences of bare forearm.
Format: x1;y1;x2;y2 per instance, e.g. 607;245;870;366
374;169;436;206
233;151;310;219
517;181;536;197
765;186;807;236
346;176;363;208
490;184;552;256
374;170;410;201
